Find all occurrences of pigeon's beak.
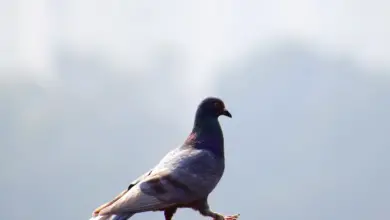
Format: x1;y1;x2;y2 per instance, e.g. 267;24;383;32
222;109;232;118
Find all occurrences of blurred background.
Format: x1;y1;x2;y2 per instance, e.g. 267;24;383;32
1;1;389;220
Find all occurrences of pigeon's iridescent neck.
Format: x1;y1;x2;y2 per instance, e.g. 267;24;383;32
185;118;225;157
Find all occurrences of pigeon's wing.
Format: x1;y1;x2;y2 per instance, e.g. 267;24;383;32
92;149;180;217
143;147;225;201
92;169;154;216
127;169;153;190
97;148;224;216
97;170;179;215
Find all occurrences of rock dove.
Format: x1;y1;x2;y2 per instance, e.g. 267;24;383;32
90;97;239;220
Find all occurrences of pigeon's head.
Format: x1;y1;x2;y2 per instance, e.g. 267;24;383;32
195;97;232;119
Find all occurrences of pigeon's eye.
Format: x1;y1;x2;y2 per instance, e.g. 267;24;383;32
214;102;222;110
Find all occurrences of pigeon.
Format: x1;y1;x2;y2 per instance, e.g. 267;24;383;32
90;97;239;220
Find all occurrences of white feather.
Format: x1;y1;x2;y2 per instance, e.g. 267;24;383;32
89;215;112;220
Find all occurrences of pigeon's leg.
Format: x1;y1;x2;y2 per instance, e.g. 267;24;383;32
199;208;240;220
195;200;239;220
164;207;178;220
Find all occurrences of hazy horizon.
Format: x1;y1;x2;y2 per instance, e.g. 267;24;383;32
1;1;390;220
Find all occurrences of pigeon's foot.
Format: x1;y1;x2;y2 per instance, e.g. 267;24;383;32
199;208;239;220
194;199;239;220
223;214;240;220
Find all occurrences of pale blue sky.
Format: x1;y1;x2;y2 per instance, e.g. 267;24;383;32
0;1;389;220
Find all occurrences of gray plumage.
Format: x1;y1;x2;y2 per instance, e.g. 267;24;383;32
90;97;239;220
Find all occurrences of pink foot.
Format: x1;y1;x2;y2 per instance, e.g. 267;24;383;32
224;214;240;220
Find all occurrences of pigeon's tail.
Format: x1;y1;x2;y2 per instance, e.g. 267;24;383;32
112;213;135;220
